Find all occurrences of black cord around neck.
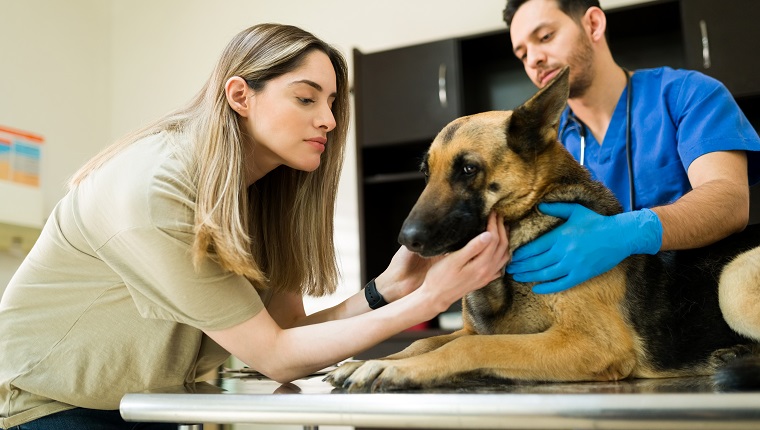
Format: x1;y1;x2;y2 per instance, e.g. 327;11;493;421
623;68;635;210
561;68;635;211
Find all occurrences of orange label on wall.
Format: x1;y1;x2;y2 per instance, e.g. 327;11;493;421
0;137;10;181
0;125;44;188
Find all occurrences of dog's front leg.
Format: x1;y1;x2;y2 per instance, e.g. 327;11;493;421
385;328;474;359
325;329;474;387
336;324;637;392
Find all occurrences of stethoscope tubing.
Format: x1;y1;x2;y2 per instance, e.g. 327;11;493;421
562;69;635;210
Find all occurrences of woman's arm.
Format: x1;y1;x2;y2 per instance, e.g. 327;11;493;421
204;212;509;383
267;245;444;328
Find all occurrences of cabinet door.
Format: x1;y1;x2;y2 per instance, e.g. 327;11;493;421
681;0;760;97
354;40;461;147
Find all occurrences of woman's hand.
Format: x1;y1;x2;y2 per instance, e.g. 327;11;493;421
374;246;442;303
419;212;510;313
376;212;509;308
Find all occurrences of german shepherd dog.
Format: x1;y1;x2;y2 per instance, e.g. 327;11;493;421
326;67;760;392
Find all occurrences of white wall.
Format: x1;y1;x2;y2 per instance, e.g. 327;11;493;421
1;0;648;302
1;0;111;213
0;0;112;295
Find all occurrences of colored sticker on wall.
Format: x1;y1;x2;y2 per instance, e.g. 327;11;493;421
0;125;44;188
0;138;10;180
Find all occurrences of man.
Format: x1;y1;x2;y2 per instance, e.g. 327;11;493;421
503;0;760;293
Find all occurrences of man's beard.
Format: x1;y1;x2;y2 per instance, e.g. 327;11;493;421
568;33;595;99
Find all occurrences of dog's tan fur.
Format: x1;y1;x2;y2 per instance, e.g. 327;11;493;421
326;67;760;392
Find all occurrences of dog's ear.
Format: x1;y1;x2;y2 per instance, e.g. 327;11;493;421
506;66;569;156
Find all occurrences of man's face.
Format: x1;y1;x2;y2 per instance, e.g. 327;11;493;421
509;0;594;98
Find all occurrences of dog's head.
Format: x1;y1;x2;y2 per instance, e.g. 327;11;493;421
398;67;575;256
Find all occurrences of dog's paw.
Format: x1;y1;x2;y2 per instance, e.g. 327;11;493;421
323;360;365;387
336;360;420;393
710;344;755;366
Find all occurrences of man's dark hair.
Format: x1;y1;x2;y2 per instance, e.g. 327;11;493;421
503;0;602;29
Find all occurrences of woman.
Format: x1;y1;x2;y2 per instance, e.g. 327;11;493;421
0;23;509;429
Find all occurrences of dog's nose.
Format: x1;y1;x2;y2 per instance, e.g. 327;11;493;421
398;220;428;253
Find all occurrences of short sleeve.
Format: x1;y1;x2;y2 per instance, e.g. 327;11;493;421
80;133;265;331
672;71;760;174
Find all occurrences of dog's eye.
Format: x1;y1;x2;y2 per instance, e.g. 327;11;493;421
463;164;478;176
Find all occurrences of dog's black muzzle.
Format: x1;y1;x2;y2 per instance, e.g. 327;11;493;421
398;201;485;257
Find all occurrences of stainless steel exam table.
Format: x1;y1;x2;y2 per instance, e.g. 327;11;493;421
120;371;760;430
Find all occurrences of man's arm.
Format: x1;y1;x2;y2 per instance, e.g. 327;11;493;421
653;150;749;250
506;150;751;294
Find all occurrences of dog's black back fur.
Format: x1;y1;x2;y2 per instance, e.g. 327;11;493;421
542;152;760;379
625;226;760;372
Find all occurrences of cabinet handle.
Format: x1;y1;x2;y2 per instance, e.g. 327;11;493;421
438;64;448;108
699;19;711;69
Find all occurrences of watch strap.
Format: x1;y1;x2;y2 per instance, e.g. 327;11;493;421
364;278;388;309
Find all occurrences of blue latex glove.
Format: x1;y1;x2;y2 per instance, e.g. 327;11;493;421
506;202;662;294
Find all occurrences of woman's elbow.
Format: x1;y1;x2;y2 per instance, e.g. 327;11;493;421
258;365;303;384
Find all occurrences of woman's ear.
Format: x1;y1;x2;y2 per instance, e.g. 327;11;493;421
584;7;607;43
225;76;251;117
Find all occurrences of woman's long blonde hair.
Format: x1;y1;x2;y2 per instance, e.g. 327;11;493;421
69;24;349;296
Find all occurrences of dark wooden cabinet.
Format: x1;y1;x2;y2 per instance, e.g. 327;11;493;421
354;39;462;147
353;0;760;291
678;0;760;222
681;0;760;98
605;0;686;70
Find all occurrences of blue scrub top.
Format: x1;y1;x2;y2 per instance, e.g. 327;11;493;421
558;67;760;212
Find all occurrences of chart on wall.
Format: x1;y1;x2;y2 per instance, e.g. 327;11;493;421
0;125;44;188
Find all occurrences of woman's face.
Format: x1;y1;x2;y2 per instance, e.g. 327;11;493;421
243;50;337;180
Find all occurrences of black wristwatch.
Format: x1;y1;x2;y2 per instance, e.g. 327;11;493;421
364;278;388;309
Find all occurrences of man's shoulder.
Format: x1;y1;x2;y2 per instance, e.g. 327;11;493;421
635;66;723;90
634;66;729;109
